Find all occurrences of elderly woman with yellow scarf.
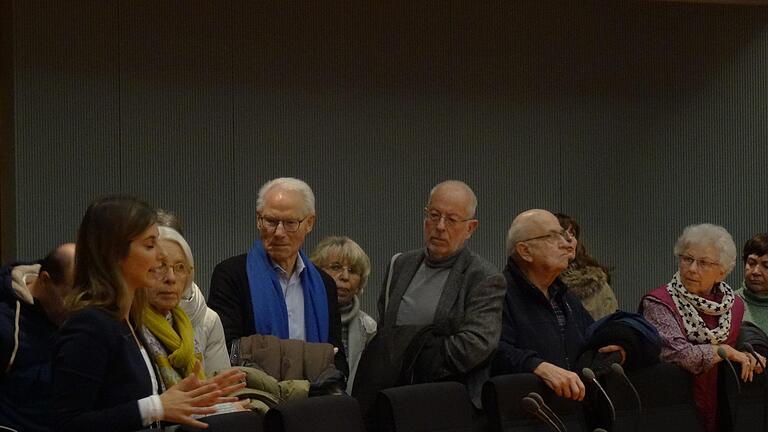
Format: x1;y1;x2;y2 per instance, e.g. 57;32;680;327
141;226;228;389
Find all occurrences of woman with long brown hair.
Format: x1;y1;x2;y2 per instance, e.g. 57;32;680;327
53;195;245;431
555;213;618;320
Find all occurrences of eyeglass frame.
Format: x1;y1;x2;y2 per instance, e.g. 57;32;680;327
257;214;308;233
518;229;574;244
324;262;361;276
678;254;721;271
423;207;475;227
152;262;193;277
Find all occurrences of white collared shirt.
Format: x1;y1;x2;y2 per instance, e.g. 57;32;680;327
272;255;306;341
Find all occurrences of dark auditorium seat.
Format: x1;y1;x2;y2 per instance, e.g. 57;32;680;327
264;395;365;432
371;381;481;432
722;363;768;432
177;410;264;432
602;362;700;432
482;373;586;432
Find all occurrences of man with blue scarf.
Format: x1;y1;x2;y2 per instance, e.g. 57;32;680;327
209;177;348;376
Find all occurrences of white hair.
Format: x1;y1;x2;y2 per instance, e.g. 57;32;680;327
428;180;478;218
158;226;195;296
674;223;737;275
506;222;525;257
256;177;316;216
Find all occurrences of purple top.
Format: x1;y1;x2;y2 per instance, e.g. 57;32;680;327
640;298;715;374
641;284;744;432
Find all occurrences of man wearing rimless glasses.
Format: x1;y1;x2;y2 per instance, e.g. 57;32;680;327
373;180;506;406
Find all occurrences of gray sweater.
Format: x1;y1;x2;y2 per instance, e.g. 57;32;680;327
378;247;506;405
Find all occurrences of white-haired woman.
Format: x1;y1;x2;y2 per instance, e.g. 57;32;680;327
142;226;230;386
640;223;764;432
310;236;376;393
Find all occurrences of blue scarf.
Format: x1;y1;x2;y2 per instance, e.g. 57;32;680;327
245;240;329;343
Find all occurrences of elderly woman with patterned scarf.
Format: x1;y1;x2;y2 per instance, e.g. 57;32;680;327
640;223;765;432
142;226;231;389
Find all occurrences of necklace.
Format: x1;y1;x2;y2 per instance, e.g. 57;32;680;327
126;319;143;350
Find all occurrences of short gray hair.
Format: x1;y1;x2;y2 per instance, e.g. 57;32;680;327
157;226;196;296
428;180;478;218
506;222;525;257
256;177;316;216
674;223;737;275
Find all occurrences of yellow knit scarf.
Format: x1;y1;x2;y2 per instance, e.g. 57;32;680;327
143;306;205;385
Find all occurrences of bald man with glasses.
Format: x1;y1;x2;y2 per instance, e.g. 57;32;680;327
491;209;624;401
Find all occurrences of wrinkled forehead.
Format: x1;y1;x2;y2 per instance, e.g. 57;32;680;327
682;243;720;260
261;189;307;216
747;253;768;263
525;212;560;236
427;190;473;216
158;238;187;263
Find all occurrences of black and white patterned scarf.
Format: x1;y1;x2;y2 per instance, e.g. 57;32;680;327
666;271;735;344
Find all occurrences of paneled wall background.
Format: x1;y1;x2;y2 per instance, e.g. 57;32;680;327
3;1;768;315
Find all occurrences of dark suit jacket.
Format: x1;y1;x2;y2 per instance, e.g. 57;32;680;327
377;247;505;403
208;253;349;376
53;307;152;432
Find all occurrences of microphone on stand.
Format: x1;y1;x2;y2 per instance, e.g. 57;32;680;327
528;392;567;432
610;363;642;413
521;396;564;432
583;367;616;423
718;346;741;430
743;343;766;372
742;343;767;432
718;346;742;395
610;363;641;432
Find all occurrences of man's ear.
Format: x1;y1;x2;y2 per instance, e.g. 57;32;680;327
305;214;316;233
466;219;479;236
515;242;534;263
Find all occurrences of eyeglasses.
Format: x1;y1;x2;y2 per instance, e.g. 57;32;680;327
423;208;474;227
678;255;720;271
325;263;361;276
152;262;192;277
258;215;307;233
519;229;574;244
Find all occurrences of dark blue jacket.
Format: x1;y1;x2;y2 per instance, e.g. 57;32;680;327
0;261;57;432
53;307;153;432
491;258;594;375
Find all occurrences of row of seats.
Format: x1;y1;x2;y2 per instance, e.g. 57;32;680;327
181;362;768;432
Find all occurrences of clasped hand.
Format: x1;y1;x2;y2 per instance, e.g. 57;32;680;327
718;344;766;382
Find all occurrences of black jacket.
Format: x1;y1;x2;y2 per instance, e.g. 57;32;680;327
54;307;153;432
491;258;594;375
208;253;348;376
0;262;58;432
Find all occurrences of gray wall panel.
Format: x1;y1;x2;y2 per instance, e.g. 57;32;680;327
14;1;121;255
118;1;234;295
6;1;768;320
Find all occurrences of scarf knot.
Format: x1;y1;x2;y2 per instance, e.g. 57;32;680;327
666;272;734;344
142;306;204;388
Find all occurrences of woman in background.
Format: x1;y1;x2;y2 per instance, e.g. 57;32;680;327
555;213;618;320
53;195;244;431
311;236;376;393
